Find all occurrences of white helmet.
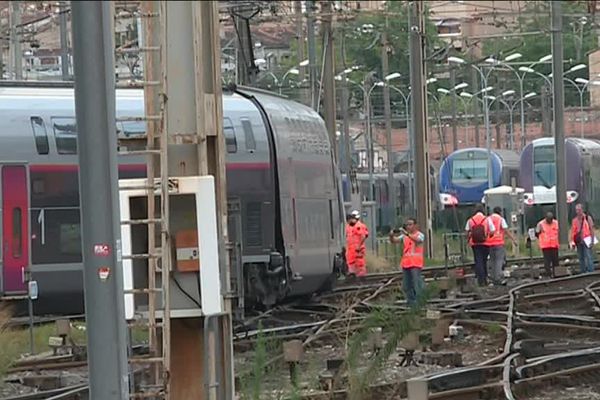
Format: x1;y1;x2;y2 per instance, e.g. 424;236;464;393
350;210;361;219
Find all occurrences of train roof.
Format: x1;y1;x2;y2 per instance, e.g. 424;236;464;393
529;137;600;149
446;147;519;166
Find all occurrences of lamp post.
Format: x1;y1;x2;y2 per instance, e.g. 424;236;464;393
520;63;589;138
448;56;495;191
437;81;469;145
563;77;600;137
387;84;413;210
338;75;385;202
455;86;494;146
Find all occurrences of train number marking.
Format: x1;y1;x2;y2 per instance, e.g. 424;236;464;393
98;267;111;282
94;244;111;257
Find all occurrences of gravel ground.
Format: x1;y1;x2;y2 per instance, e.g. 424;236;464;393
527;383;600;400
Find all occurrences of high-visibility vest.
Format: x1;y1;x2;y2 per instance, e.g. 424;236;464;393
571;216;592;244
538;219;559;249
346;222;368;251
400;231;424;269
487;214;505;247
468;212;489;246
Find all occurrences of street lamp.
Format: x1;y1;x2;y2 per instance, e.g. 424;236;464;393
449;55;494;190
279;68;299;94
564;77;600;137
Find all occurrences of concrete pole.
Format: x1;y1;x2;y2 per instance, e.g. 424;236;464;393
519;77;526;149
71;2;128;398
59;1;69;80
409;1;432;256
450;68;458;151
321;1;337;159
381;28;396;225
10;1;22;80
365;82;375;202
551;1;569;246
306;0;318;110
294;1;307;105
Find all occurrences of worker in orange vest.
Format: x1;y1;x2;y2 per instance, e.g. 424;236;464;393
465;204;495;286
346;210;369;279
389;218;425;307
536;211;559;278
570;203;596;273
487;207;517;286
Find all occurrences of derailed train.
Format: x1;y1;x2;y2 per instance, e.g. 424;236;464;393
0;85;345;314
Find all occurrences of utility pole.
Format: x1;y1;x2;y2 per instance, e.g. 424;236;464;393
541;83;552;136
321;0;337;158
163;2;234;398
306;0;318;110
340;31;351;174
409;1;432;256
472;69;480;147
381;26;396;226
59;1;69;80
71;2;128;399
551;1;569;246
9;0;22;80
295;1;307;105
450;68;458;150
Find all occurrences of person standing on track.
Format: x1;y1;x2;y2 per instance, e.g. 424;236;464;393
345;210;369;279
465;204;495;286
536;211;559;278
570;203;596;273
389;218;425;307
487;207;517;286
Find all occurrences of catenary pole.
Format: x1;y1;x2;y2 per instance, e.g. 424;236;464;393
409;1;432;256
551;1;569;246
71;1;129;399
381;25;396;226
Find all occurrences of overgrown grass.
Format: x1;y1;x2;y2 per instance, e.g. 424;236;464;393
0;305;19;384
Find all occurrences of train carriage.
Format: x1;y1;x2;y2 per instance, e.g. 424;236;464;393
0;85;345;313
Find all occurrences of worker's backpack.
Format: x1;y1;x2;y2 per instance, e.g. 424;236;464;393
470;218;487;244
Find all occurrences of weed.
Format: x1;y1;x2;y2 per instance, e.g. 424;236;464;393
0;305;19;385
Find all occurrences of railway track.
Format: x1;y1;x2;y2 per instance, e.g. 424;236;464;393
3;257;598;400
403;272;600;400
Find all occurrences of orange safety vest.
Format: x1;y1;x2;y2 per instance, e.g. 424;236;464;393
468;212;489;247
400;231;424;269
487;214;505;247
346;222;368;252
571;215;592;244
538;219;559;249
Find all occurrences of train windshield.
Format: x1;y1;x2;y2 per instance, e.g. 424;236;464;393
533;145;556;188
451;157;487;182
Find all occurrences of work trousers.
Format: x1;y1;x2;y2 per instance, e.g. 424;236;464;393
471;245;489;286
402;267;424;307
488;245;505;285
541;247;559;277
576;243;595;274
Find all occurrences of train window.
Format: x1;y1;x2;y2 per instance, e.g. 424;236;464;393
30;116;50;155
52;117;78;155
118;120;146;138
240;118;256;151
12;207;22;258
31;208;82;264
223;118;237;153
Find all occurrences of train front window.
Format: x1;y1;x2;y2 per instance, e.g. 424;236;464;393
451;158;487;182
533;145;556;187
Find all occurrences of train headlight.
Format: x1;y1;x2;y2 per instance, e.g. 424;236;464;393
439;193;458;206
523;193;534;206
566;191;579;204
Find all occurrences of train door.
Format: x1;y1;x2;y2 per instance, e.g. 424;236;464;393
1;165;29;293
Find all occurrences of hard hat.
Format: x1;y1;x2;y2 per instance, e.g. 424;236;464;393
350;210;361;219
